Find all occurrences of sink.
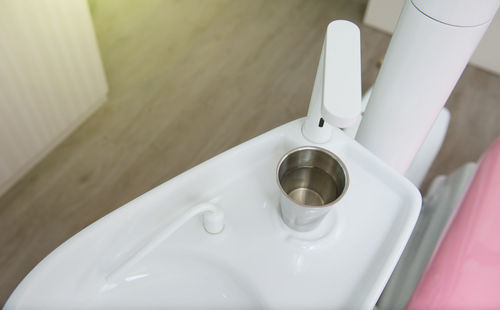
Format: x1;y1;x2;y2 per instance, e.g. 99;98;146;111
5;119;421;309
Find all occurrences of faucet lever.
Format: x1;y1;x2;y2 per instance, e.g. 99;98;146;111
322;21;362;129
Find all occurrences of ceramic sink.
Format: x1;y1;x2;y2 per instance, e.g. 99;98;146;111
5;118;420;309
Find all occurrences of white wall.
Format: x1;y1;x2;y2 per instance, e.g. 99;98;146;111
364;0;500;75
0;0;108;196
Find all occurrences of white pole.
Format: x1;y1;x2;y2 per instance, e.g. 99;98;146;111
356;0;500;174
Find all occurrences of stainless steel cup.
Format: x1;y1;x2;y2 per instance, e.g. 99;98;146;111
276;146;349;231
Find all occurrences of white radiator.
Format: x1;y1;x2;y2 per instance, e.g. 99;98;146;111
0;0;108;196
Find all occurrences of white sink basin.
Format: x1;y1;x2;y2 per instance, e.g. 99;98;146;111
5;119;421;309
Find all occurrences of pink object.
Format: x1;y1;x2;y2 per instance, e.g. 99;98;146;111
407;138;500;309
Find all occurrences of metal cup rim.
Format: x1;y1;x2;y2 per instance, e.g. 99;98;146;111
276;146;349;208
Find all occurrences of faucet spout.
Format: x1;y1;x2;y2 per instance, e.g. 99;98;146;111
107;203;224;282
302;20;362;143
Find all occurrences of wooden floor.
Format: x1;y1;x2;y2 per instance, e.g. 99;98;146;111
1;0;499;305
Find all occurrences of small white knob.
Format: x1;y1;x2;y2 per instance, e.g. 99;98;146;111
203;209;225;234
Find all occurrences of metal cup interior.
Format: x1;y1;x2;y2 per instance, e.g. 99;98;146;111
277;147;348;207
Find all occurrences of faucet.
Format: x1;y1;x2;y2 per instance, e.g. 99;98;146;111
302;20;362;144
107;203;224;282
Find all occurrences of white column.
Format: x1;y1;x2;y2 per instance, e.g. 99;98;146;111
356;0;499;173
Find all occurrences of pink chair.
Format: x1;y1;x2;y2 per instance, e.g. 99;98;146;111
407;138;500;309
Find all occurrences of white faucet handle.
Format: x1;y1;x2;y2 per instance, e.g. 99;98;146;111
322;20;362;129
